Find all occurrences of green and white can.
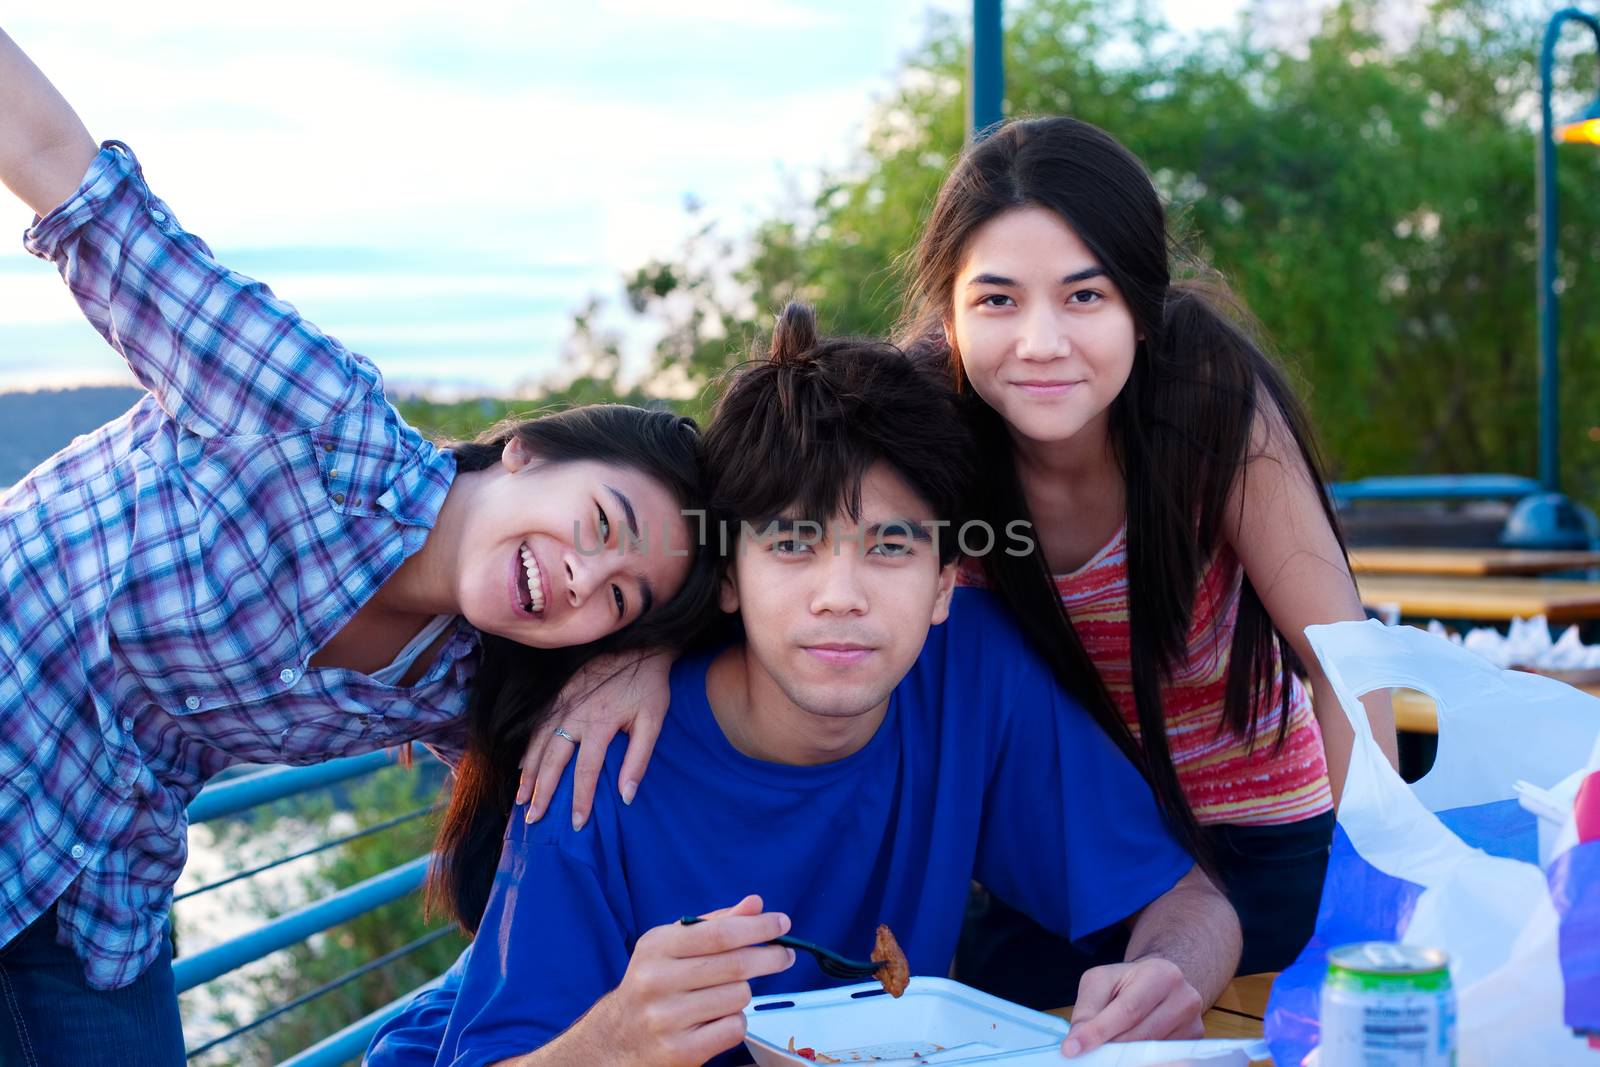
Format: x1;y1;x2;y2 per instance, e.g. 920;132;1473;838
1320;942;1456;1066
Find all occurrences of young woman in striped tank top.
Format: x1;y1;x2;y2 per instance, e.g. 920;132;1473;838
897;116;1399;1002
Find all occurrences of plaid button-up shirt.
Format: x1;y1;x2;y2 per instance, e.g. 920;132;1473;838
2;142;478;989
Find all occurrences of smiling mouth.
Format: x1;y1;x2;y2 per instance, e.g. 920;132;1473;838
518;542;547;617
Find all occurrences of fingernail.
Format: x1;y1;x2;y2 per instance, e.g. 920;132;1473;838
785;948;796;967
572;813;586;832
777;913;791;934
1062;1038;1081;1057
524;804;537;824
621;780;637;805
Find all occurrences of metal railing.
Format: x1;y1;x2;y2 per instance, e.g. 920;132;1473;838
180;747;449;1066
278;975;448;1067
1329;474;1542;506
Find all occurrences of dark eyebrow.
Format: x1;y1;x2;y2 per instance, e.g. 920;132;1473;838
636;574;654;616
965;267;1106;287
866;520;933;543
603;484;639;540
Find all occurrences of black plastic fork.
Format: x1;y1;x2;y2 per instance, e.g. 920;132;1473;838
677;916;884;980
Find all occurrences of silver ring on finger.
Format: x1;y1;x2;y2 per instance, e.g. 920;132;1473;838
553;725;580;745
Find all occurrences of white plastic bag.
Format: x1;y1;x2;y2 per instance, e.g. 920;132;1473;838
1264;620;1600;1065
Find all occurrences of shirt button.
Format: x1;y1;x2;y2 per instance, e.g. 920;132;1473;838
328;469;339;479
121;716;134;732
70;844;86;860
323;442;335;453
280;668;298;685
333;492;346;505
150;209;167;222
184;696;201;711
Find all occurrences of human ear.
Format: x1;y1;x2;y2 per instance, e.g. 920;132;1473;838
928;558;959;626
501;435;534;472
718;566;741;614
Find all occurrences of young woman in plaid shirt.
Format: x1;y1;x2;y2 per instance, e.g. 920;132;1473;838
0;30;718;1064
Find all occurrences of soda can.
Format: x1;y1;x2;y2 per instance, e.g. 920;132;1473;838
1320;942;1456;1066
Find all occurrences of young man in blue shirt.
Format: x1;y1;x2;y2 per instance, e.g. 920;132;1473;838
371;308;1242;1067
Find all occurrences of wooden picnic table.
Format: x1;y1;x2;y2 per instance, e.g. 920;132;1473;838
1393;687;1442;735
1350;546;1600;577
1055;971;1272;1044
1356;574;1600;624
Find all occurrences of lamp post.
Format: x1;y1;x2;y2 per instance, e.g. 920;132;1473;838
1536;8;1600;494
970;0;1003;141
1507;9;1600;549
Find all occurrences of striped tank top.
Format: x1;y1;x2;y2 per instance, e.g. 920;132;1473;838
961;523;1334;826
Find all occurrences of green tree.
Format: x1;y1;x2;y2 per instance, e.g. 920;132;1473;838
613;0;1600;502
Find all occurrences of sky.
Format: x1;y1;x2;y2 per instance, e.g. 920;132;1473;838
0;1;1245;397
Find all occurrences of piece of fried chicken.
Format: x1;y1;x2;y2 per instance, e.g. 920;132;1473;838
871;923;910;998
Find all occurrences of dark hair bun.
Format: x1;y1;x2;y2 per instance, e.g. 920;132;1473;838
769;301;818;364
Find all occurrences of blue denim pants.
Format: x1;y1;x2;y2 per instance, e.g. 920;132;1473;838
0;902;185;1066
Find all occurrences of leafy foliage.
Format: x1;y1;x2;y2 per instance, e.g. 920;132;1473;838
611;0;1600;498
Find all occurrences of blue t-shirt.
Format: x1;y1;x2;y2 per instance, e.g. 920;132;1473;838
369;589;1192;1067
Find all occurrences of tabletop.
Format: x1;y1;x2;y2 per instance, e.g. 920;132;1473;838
1055;971;1273;1043
1356;574;1600;623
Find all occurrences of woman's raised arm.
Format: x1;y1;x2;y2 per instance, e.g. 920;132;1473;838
0;29;96;218
5;29;367;440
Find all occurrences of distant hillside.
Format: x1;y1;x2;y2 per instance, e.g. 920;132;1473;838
0;386;145;487
0;383;656;491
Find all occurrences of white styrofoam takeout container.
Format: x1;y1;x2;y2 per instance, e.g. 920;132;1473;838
742;975;1072;1065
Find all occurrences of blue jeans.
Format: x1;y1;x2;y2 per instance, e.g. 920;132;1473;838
0;902;185;1066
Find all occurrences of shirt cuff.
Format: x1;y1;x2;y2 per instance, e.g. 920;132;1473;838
23;140;142;262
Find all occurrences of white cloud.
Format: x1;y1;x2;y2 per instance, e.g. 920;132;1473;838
251;272;574;304
0;273;83;326
595;0;843;28
2;0;1229;395
339;318;551;347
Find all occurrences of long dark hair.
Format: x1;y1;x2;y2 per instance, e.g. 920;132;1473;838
899;116;1346;858
429;404;721;933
